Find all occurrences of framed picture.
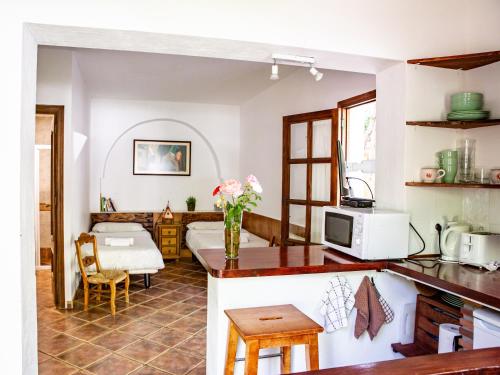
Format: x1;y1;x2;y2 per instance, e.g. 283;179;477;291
133;139;191;176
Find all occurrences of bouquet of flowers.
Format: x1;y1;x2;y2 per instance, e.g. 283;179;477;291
212;175;262;258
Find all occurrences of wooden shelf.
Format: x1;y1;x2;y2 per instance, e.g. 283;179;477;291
407;51;500;70
406;119;500;129
391;343;433;358
406;182;500;189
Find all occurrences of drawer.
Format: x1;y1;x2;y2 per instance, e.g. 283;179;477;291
161;227;177;236
161;246;178;256
161;237;177;246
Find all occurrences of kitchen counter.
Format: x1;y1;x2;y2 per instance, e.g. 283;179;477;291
292;347;500;375
197;245;384;278
387;258;500;310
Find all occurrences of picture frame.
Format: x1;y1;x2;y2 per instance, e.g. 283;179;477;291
133;139;191;176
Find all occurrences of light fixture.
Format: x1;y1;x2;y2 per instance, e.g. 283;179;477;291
270;59;279;80
269;53;324;81
309;65;324;81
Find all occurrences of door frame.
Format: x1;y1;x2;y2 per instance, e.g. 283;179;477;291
36;105;65;309
281;109;339;245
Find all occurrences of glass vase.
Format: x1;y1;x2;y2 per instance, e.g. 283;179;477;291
224;210;243;259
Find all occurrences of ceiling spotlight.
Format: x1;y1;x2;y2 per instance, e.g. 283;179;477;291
309;66;324;81
270;60;279;80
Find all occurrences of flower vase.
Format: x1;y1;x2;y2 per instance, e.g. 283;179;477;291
224;210;243;259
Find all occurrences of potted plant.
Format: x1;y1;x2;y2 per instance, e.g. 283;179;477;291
186;196;196;211
212;175;262;259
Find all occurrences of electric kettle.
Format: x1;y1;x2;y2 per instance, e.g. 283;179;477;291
440;222;471;262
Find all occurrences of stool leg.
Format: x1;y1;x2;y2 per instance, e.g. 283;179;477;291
305;334;319;371
244;340;259;375
224;322;238;375
281;346;291;374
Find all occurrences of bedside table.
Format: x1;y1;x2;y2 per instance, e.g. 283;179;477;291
156;223;181;261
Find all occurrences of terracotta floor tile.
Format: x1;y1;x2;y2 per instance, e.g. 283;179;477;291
38;351;52;364
141;297;176;310
161;291;191;302
176;286;206;295
38;325;59;342
182;296;207;307
164;303;199;316
57;343;111;368
149;348;202;375
94;313;135;330
140;288;169;298
157;282;184;291
38;358;79;375
146;328;191;347
189;309;207;322
91;330;140;351
67;323;110;341
168;317;206;334
119;319;162;338
74;307;110;322
144;311;183;327
38;334;84;356
119;305;156;319
123;292;155;305
187;364;206;375
37;308;66;325
86;354;141;375
118;339;168;363
130;366;169;374
47;316;88;332
175;333;206;358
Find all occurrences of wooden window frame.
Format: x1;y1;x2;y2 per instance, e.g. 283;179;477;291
281;109;339;245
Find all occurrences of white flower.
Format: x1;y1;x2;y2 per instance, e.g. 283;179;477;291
245;174;263;193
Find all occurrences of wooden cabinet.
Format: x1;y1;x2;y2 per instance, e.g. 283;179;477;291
156;223;181;261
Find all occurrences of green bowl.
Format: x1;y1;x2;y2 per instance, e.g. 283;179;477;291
451;92;483;111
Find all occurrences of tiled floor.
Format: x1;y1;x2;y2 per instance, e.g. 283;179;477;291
36;260;207;375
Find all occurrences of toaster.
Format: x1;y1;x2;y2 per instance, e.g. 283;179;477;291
460;232;500;268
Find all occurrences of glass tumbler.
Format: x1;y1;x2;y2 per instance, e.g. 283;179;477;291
458;138;476;183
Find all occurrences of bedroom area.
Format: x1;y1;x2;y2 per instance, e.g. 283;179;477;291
34;45;376;374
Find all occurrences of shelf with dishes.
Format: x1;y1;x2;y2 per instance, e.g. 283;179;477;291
405;182;500;189
406;119;500;130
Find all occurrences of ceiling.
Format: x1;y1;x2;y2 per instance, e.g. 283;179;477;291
72;48;300;105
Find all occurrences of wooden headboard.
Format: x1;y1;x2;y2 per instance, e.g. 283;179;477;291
242;212;281;245
90;212;155;236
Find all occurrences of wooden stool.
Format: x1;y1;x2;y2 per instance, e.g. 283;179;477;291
224;304;324;375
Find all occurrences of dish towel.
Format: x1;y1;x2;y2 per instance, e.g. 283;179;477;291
105;237;134;246
320;275;355;333
354;276;386;340
373;282;394;324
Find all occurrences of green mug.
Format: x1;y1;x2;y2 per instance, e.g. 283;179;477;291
442;162;458;183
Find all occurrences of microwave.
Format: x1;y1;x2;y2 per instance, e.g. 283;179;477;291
321;206;410;260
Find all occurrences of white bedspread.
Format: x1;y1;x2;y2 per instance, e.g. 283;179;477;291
186;228;268;260
83;230;164;273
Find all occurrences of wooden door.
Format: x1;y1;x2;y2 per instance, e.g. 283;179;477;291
281;109;339;245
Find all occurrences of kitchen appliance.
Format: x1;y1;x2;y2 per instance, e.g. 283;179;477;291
438;323;461;353
473;308;500;349
440;222;471;262
321;206;409;260
459;232;500;268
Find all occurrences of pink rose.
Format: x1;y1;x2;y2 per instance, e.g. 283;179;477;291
219;179;243;196
245;174;263;193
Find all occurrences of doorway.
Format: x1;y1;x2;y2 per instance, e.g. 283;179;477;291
35;105;65;309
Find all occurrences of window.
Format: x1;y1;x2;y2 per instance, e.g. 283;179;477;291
339;90;376;200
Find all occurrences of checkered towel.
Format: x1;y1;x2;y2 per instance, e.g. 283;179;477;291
320;276;355;333
374;284;394;324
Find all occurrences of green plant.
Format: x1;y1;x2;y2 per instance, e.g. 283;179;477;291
186;196;196;211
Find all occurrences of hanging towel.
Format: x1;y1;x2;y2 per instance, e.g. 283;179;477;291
372;281;394;324
354;276;387;340
320;275;355;333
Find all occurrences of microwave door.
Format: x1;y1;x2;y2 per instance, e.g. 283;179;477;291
324;212;353;249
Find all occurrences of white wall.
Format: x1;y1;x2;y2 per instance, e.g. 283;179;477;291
240;69;375;219
90;99;239;212
36;48;91;303
6;1;500;373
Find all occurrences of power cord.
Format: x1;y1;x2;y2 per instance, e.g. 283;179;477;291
346;176;374;200
435;223;443;258
409;222;426;256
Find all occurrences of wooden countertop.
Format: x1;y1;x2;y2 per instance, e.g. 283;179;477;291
387;259;500;310
196;246;385;278
292;347;500;375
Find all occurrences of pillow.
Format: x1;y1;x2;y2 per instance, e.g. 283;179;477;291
92;222;145;233
186;221;224;230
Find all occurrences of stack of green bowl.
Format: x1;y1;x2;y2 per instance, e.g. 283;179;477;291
448;92;489;121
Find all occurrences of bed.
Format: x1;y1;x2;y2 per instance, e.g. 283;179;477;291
84;222;165;288
185;221;268;262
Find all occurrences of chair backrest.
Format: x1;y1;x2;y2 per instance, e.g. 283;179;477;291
75;233;102;283
268;235;276;247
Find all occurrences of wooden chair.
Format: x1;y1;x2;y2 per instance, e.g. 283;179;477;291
268;235;277;247
75;233;130;315
224;304;324;375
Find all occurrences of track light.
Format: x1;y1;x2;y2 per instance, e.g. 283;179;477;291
309;66;324;81
270;60;279;80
